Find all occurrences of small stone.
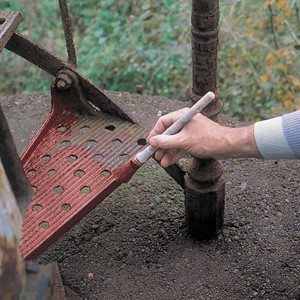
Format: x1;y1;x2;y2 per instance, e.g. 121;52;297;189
103;277;113;285
87;272;94;280
90;223;99;229
159;266;165;273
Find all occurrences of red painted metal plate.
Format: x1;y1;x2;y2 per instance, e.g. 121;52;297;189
21;89;148;260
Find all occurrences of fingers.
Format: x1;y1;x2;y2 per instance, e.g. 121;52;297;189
146;107;193;168
155;149;186;168
147;108;189;141
149;133;184;150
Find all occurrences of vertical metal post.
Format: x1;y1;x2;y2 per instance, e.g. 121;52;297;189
0;106;33;215
0;160;25;299
185;0;225;240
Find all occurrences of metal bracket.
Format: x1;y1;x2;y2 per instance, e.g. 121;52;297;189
0;11;21;53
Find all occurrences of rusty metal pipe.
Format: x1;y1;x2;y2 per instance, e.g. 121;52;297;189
0;160;25;299
5;32;134;121
58;0;77;67
0;105;32;215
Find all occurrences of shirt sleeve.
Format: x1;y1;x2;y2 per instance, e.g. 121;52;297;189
254;110;300;159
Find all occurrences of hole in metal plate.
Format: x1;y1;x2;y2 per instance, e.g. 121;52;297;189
80;125;91;133
105;125;116;131
57;125;67;132
62;204;71;211
137;138;147;145
39;221;49;229
47;169;57;176
80;186;91;194
100;170;111;178
27;169;37;176
93;154;104;162
86;139;97;147
42;155;51;162
60;140;71;147
32;204;43;212
111;139;122;147
119;153;130;162
74;169;85;177
67;155;77;162
32;186;37;194
53;186;64;194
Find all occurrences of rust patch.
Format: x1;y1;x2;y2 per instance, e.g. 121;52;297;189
0;237;24;299
0;162;25;299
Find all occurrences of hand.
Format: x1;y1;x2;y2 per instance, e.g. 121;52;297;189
147;108;261;167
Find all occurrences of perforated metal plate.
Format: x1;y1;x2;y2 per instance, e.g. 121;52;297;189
21;88;147;260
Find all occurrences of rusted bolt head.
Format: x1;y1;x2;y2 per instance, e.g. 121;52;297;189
135;85;144;95
56;73;72;90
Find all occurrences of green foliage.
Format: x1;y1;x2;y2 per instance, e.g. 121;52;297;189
218;0;300;121
1;0;300;121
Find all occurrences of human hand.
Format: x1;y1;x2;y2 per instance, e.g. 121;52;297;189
147;109;260;167
147;108;224;167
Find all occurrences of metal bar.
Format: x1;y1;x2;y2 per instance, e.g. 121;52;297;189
58;0;77;66
0;104;33;215
0;11;21;53
0;160;25;299
185;0;225;240
5;32;134;122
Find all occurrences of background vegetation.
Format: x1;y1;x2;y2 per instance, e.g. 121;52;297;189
1;0;299;121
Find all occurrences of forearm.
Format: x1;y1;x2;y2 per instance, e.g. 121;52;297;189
148;109;300;166
217;125;261;159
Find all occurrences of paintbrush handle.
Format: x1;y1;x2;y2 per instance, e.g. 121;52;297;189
135;91;215;165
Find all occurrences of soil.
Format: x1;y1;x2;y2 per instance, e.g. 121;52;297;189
1;90;299;300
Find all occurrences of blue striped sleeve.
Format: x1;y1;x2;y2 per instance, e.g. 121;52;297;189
254;110;300;159
282;110;300;158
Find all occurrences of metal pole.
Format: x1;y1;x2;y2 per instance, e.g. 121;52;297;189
0;105;33;215
0;159;25;298
185;0;225;240
58;0;77;67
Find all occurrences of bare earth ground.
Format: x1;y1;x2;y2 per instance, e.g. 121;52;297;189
1;91;299;300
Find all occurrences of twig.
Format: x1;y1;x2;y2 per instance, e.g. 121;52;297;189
295;3;300;30
268;4;279;49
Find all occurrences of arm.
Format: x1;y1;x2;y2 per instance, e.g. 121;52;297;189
148;109;300;168
254;110;300;159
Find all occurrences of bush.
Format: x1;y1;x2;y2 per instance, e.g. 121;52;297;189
1;0;299;121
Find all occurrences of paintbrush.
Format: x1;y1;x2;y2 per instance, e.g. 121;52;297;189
114;91;215;183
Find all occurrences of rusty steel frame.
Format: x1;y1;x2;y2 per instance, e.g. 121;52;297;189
0;11;21;52
1;1;150;261
185;0;225;240
0;105;33;215
20;80;148;260
0;106;54;299
0;160;25;299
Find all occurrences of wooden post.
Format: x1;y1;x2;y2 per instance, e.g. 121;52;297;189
185;0;225;240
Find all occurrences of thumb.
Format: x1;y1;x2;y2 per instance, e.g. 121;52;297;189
149;134;181;150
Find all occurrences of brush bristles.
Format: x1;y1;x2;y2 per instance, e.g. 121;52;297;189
114;159;141;184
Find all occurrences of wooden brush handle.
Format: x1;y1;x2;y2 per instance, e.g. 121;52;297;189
136;91;215;164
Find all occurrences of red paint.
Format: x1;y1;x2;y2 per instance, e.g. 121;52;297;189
20;85;147;260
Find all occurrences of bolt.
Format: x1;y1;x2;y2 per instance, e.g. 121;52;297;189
56;73;72;90
135;85;144;95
